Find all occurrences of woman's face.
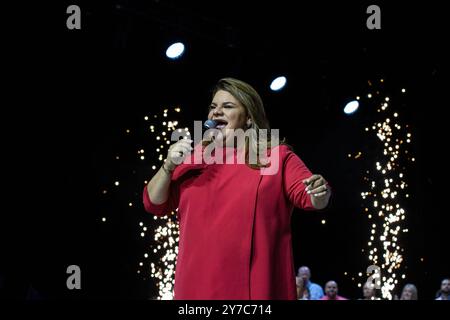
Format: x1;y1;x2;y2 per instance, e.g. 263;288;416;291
208;90;249;133
401;287;415;300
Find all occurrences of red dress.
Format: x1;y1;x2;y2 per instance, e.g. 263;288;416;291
143;144;316;299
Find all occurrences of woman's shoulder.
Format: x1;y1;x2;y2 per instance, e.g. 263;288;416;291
268;143;295;158
273;143;292;152
257;144;296;176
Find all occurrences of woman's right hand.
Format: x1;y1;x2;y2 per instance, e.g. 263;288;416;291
164;138;193;171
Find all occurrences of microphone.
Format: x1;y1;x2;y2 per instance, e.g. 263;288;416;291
203;119;219;142
203;119;218;129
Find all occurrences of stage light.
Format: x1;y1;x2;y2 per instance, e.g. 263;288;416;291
270;76;287;91
344;100;359;114
166;42;185;59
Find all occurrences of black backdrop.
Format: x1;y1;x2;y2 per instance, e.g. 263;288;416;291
2;0;447;300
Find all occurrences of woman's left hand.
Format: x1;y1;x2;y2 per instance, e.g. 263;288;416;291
303;174;331;209
303;174;329;197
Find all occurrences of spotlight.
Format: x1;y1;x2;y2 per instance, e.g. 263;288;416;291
344;100;359;114
270;76;287;91
166;42;185;59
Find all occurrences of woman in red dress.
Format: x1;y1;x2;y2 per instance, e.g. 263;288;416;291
143;78;331;299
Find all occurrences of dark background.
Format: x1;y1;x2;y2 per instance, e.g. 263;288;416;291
2;0;447;300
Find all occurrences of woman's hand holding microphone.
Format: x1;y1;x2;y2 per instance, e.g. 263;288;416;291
162;138;194;174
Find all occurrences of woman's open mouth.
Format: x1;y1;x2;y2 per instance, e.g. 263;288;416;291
214;119;228;129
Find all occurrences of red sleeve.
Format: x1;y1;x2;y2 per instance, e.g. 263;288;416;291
142;182;180;216
283;148;315;210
